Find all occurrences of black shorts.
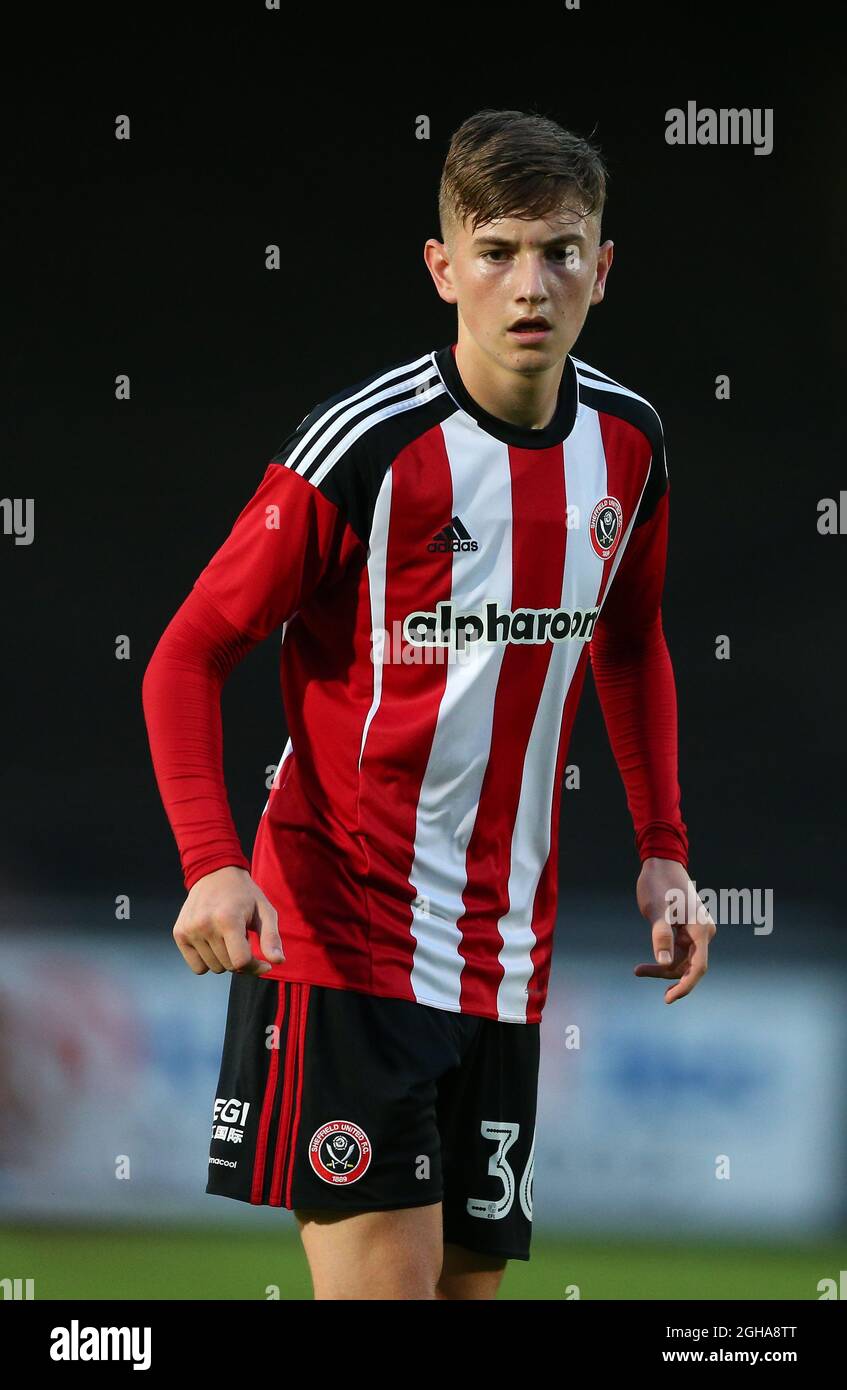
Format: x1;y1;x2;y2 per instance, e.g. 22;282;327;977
206;973;540;1261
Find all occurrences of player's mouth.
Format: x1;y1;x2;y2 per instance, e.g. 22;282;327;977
507;315;552;343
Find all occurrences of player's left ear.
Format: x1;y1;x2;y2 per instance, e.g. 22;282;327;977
590;240;614;306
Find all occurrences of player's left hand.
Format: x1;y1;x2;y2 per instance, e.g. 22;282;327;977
633;857;716;1004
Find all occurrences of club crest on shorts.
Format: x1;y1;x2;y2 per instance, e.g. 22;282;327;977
590;496;623;559
309;1120;372;1185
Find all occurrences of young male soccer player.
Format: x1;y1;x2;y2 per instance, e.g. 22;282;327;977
142;108;716;1301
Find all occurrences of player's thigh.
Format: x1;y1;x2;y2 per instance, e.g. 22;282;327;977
295;1202;443;1300
435;1241;507;1300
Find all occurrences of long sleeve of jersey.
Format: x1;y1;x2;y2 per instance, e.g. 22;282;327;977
588;486;689;868
142;585;258;890
141;459;359;892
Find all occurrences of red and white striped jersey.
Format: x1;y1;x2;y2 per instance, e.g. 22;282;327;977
147;341;688;1023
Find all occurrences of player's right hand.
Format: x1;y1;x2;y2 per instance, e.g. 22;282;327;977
172;865;285;976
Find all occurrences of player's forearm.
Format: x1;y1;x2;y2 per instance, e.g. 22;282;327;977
589;611;688;867
142;588;255;890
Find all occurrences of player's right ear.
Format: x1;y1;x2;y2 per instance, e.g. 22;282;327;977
423;238;458;306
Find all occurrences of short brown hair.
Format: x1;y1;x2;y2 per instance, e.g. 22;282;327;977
438;108;607;247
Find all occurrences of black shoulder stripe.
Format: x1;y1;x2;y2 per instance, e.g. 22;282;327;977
268;367;457;551
270;355;437;472
577;380;668;526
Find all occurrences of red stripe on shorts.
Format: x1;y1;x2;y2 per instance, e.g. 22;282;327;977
269;982;302;1205
250;981;287;1204
284;984;311;1208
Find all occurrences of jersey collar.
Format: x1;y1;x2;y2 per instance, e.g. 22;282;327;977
432;341;579;449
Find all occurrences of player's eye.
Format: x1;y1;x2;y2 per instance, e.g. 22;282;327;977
481;248;575;264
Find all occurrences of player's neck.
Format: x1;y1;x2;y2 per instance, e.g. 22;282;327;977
453;335;564;432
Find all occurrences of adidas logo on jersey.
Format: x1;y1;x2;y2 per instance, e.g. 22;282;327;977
428;515;479;552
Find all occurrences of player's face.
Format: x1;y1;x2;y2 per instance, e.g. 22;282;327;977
426;205;613;375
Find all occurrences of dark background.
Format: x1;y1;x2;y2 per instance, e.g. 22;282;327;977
2;6;844;927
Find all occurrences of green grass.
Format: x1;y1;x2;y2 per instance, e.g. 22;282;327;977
2;1227;843;1300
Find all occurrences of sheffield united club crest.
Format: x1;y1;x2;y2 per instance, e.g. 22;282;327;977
309;1120;372;1185
590;496;624;559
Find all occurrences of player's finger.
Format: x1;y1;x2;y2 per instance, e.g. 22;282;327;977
662;931;710;1001
187;934;228;974
651;917;675;967
234;952;273;977
667;930;712;998
176;938;210;975
206;916;272;975
633;961;680;979
664;958;707;1003
255;896;285;964
209;928;239;972
218;921;266;974
216;909;273;977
